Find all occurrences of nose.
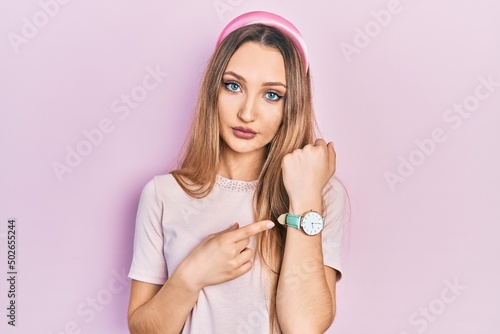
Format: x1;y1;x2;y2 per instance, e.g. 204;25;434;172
237;95;257;123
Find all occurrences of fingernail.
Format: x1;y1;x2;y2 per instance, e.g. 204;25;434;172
266;221;275;229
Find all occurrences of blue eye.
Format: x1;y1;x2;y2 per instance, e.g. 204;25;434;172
224;82;240;92
265;91;282;101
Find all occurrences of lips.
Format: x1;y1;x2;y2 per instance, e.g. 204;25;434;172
233;126;256;134
232;126;257;140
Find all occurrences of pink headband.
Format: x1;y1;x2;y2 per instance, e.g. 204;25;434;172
215;11;309;72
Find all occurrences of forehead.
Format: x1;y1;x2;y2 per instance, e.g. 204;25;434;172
225;42;286;82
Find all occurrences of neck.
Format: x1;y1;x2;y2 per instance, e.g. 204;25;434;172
219;148;265;181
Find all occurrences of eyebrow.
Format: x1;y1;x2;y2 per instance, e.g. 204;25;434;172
223;71;287;89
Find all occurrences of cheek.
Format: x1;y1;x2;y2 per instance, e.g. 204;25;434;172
264;111;284;136
271;104;284;127
217;96;230;122
218;94;240;119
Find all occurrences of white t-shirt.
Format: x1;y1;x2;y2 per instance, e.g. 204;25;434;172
128;174;345;333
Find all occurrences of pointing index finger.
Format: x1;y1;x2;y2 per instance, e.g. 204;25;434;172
231;220;275;242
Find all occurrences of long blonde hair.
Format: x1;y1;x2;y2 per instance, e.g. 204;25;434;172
171;23;315;332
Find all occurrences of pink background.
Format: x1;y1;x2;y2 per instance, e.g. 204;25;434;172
1;0;499;333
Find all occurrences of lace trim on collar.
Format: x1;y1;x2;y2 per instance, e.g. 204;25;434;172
216;175;258;191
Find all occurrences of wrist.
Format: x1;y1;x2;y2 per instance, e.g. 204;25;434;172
289;194;322;215
170;261;202;295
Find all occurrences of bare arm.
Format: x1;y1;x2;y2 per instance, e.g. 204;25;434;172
128;270;200;334
276;199;337;333
277;139;338;333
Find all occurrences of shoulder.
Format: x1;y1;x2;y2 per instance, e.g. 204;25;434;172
140;173;173;192
323;175;348;205
321;175;348;225
151;173;177;189
139;174;179;202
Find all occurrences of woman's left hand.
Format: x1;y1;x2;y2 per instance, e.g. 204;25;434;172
281;139;336;209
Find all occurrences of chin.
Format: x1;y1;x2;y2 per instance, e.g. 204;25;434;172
227;145;257;154
223;141;262;155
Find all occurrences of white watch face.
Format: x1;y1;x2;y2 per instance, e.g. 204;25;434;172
301;211;324;235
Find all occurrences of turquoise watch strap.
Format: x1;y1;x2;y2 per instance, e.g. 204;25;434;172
285;214;301;229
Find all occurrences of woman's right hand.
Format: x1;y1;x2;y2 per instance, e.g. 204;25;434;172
173;220;275;292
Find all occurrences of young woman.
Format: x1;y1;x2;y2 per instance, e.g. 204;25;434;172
127;11;346;334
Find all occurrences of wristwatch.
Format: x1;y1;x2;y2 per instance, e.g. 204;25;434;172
277;210;324;236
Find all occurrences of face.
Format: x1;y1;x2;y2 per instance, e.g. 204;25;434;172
218;42;286;160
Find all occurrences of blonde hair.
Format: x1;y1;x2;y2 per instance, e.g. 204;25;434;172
171;23;315;332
